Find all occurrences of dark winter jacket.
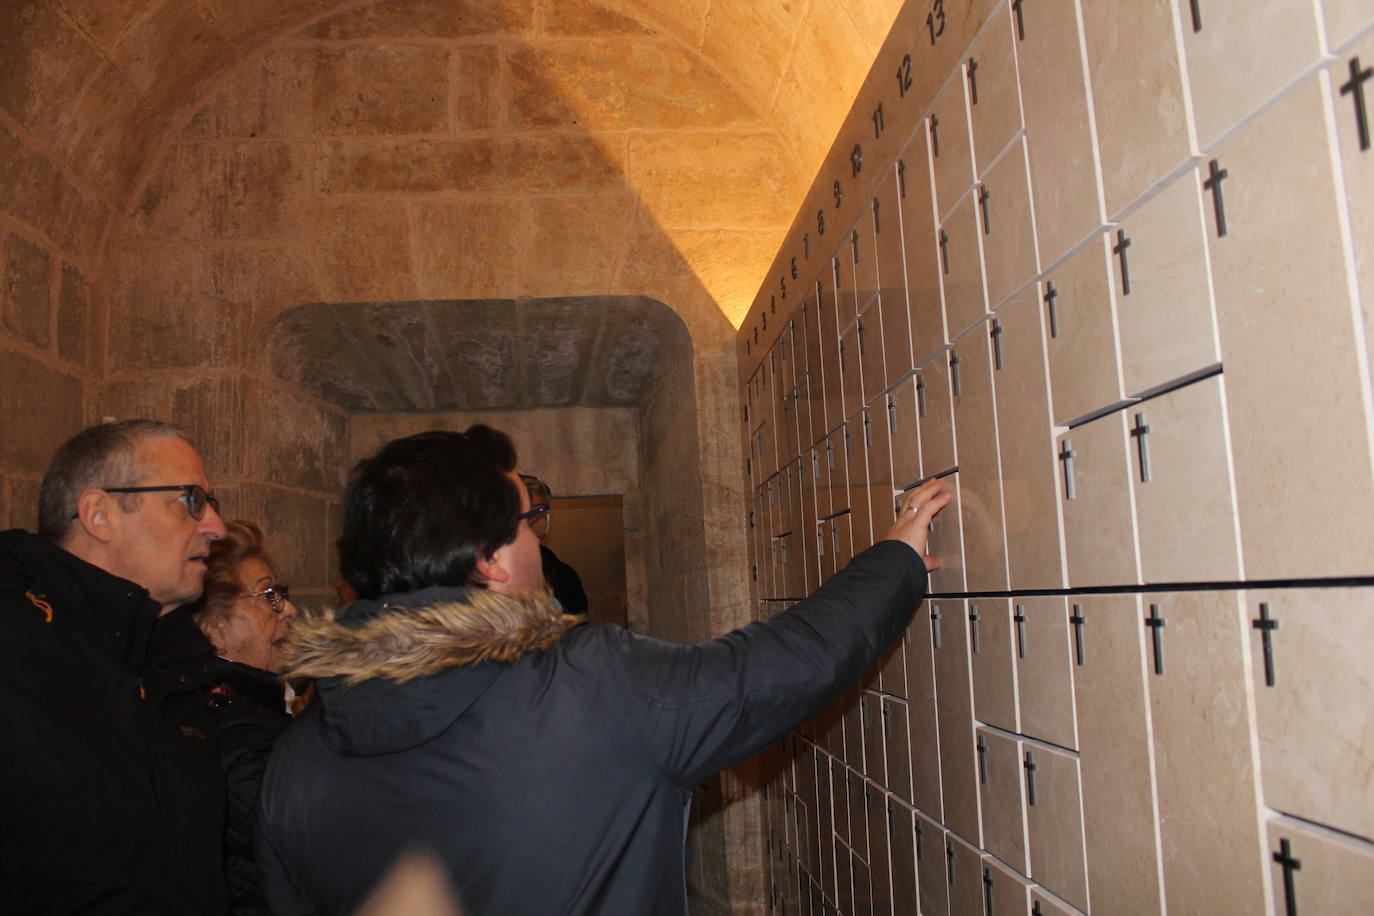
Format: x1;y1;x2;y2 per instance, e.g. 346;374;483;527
540;543;588;614
256;539;928;915
0;529;227;915
144;607;289;915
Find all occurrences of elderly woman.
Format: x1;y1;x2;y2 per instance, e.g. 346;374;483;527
144;521;296;916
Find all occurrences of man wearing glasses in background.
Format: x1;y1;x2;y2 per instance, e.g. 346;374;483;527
0;419;231;914
519;473;588;615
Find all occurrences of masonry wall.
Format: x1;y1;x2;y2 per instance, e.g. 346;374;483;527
738;0;1374;912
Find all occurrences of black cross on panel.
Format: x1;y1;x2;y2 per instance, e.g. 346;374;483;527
1340;56;1373;152
1189;0;1202;32
1023;750;1037;805
917;373;928;417
969;603;981;653
949;349;961;396
990;319;1004;370
897;158;908;198
939;228;951;274
945;838;956;886
931;604;942;649
914;820;924;860
930;114;941;157
1044;281;1060;338
1273;837;1302;916
977;734;988;783
1204;158;1229;238
967;57;980;105
1130;412;1152;483
1013;604;1026;659
1069;603;1085;666
982;867;994;914
1113;229;1132;295
977;184;991;235
873;198;881;234
1058;438;1077;500
1012;0;1025;40
1253;602;1279;687
1145;604;1166;676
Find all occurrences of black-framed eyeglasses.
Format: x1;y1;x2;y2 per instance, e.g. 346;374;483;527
98;484;221;520
243;584;291;614
517;504;550;523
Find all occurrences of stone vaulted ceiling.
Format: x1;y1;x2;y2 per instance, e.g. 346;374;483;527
2;0;904;411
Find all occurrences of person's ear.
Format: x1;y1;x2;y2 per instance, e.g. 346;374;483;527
474;551;510;585
73;489;117;545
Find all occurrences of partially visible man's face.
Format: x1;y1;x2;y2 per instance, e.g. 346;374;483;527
489;470;546;594
105;436;227;610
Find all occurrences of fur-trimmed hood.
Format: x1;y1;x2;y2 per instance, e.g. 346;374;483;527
281;585;583;756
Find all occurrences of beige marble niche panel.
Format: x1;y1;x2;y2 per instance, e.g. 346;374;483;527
864;404;896;544
839;318;865;424
930;74;976;222
904;616;945;820
967;2;1023;176
915;808;950;916
1146;590;1266;914
1112;167;1220;397
888;799;918;912
1015;596;1077;751
1057;410;1141;587
1016;0;1105;266
857;302;886;408
969;599;1018;732
873;171;914;387
831;248;859;332
951;323;1009;592
888;379;922;491
1209;75;1374;579
1265;816;1374;915
1248;587;1374;841
1024;740;1088;911
993;287;1066;590
983;852;1032;916
1081;0;1193;217
1330;40;1374;402
1044;235;1126;425
844;420;873;554
883;697;913;802
1179;0;1323;149
932;598;982;846
976;726;1028;874
978;138;1039;311
947;831;985;916
1129;374;1241;583
859;691;886;790
1071;594;1162;916
917;351;957;475
898;135;949;367
926;471;967;594
852;204;880;314
940;192;989;341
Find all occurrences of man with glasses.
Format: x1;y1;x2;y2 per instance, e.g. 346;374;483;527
258;425;949;915
0;419;230;914
519;473;588;614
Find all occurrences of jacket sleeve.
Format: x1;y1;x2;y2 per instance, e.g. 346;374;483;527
619;539;928;788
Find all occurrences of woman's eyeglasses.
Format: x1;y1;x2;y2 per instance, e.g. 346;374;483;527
243;584;291;614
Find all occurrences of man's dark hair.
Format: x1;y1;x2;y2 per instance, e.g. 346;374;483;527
339;426;522;600
38;419;191;542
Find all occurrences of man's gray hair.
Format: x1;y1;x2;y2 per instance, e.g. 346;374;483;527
38;420;193;541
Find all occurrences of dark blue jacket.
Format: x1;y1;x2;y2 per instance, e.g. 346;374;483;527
257;540;928;915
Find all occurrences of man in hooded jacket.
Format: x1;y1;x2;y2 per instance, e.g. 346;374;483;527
257;425;949;915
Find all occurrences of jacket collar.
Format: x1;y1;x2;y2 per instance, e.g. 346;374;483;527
281;585;579;685
3;529;161;674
